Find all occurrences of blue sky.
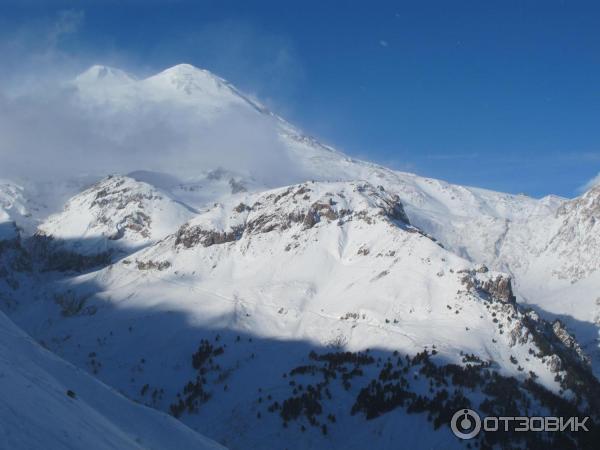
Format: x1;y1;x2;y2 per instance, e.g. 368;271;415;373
1;0;599;197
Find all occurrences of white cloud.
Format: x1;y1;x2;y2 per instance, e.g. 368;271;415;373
0;12;309;187
579;172;600;193
0;80;308;186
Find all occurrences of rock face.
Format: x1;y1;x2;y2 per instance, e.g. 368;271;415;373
548;184;600;281
481;275;517;303
547;354;563;373
552;319;590;365
175;224;243;249
460;270;516;304
302;201;342;229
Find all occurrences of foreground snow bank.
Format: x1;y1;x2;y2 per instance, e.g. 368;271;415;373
0;310;225;450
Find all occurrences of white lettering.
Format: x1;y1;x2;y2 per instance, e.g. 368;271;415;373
575;417;589;432
514;417;529;432
484;417;498;431
498;417;511;431
545;417;559;432
530;417;544;432
560;417;575;431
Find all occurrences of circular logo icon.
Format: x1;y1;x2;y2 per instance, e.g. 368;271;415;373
450;408;481;440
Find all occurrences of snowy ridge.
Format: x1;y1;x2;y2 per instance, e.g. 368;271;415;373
172;181;410;250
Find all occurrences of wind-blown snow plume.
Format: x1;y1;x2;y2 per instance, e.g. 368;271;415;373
581;172;600;192
0;70;305;186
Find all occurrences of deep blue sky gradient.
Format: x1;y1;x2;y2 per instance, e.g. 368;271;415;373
2;0;600;197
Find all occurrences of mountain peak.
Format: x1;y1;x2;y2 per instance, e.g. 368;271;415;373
75;64;136;85
161;63;207;75
152;63;226;83
147;63;233;94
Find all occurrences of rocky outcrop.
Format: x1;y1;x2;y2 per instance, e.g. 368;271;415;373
481;275;516;303
233;203;251;213
174;223;244;248
546;354;562;373
108;211;152;240
551;320;590;365
520;310;591;370
92;177;160;209
135;259;171;271
460;270;516;304
381;194;410;224
302;202;344;229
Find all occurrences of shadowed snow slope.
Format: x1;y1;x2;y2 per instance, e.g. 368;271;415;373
0;310;225;450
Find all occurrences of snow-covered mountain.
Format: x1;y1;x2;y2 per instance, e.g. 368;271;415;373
75;63;265;115
71;63;600;368
4;180;599;449
1;64;599;449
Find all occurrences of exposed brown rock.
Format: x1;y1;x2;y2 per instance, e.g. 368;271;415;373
174;224;243;248
482;275;516;304
460;271;516;304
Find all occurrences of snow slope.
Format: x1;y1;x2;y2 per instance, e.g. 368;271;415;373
0;309;225;450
